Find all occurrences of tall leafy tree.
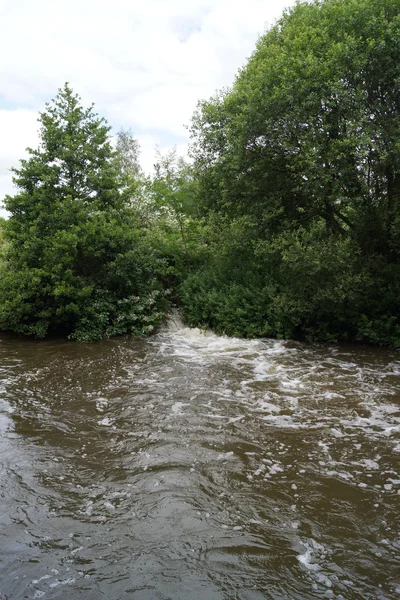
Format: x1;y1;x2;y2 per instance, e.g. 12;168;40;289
115;128;141;182
152;148;198;254
191;0;400;246
0;217;7;271
0;84;166;340
183;0;400;346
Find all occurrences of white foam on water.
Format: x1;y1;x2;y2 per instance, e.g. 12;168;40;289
84;500;93;516
252;464;266;477
264;461;284;478
49;578;76;588
95;397;109;413
298;546;320;571
330;428;344;438
217;451;235;460
354;458;380;470
32;575;51;584
339;402;400;440
0;412;11;433
159;316;283;366
318;441;331;453
325;470;354;481
257;400;281;413
98;417;113;426
156;319;399;458
261;414;300;428
324;392;345;400
171;401;189;415
0;398;14;433
297;538;336;593
227;415;245;423
281;378;304;390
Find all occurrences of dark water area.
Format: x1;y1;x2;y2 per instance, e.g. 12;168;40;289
0;318;399;599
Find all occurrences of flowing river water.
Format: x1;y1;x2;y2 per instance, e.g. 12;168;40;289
0;317;399;600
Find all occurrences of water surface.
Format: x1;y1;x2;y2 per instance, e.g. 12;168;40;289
0;319;399;599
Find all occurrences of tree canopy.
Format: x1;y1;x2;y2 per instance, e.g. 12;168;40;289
191;0;400;240
0;84;167;340
181;0;400;345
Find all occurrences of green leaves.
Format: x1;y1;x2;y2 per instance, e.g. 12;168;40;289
191;0;400;243
0;84;168;340
181;0;400;347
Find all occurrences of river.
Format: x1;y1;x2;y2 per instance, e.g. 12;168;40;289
0;317;399;599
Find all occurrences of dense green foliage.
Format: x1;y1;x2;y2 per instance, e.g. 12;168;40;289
180;0;400;347
1;0;399;347
0;85;167;341
0;217;7;271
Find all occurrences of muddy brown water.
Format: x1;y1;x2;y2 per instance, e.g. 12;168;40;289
0;317;399;599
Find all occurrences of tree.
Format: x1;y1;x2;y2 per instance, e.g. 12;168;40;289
0;84;167;340
115;128;141;182
134;148;205;299
0;217;7;271
182;0;400;346
151;148;198;256
190;0;400;246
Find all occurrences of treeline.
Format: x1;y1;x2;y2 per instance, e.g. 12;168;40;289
182;0;400;346
1;0;399;346
0;87;203;341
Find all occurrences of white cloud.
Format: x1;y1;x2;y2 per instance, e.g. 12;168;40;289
0;0;295;214
0;109;40;216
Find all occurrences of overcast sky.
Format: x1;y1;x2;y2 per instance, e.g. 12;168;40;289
0;0;295;217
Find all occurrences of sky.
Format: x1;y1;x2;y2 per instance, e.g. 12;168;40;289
0;0;296;217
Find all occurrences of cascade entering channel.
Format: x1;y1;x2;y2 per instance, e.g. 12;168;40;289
0;316;399;600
